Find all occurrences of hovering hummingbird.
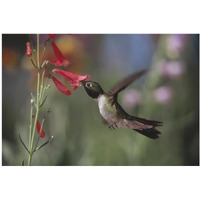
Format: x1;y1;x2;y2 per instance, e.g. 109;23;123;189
81;70;163;139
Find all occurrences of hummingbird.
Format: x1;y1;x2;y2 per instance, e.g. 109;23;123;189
81;69;163;139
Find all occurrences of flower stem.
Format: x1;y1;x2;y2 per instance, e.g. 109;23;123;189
39;70;45;104
29;103;33;149
28;34;41;166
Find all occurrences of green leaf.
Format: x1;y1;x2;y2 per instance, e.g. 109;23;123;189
39;96;47;108
31;59;38;70
19;134;30;154
34;136;54;152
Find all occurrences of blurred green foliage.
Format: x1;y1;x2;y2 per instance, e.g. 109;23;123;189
2;34;199;166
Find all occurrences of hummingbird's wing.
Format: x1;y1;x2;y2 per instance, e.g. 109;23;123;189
107;69;147;103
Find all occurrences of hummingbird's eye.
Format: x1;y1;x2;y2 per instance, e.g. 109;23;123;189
86;82;92;87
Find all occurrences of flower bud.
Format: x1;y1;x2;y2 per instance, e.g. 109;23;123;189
31;99;35;104
45;60;50;66
46;84;51;89
26;42;32;57
47;108;52;113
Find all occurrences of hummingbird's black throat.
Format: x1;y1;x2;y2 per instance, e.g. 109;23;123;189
82;81;104;99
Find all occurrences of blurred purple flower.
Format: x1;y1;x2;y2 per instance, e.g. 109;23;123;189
153;86;173;105
166;34;187;58
122;89;142;109
158;60;185;80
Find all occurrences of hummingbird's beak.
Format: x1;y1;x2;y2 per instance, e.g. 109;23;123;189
80;80;87;86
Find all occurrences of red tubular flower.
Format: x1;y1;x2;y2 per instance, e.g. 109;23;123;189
52;76;71;96
36;120;45;138
50;41;71;67
26;42;32;57
52;69;90;91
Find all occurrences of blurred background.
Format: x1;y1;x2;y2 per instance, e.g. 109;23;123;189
2;34;199;166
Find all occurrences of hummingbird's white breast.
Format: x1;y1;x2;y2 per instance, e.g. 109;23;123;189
97;95;120;126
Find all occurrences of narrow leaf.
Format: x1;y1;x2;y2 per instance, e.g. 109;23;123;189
39;96;47;108
19;134;30;154
34;136;54;152
31;59;38;70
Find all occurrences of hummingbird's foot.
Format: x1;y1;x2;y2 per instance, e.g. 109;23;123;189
109;125;115;130
109;123;118;130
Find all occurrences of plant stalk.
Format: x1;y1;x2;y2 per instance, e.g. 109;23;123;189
28;34;41;166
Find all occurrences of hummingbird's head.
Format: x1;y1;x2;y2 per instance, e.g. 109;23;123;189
81;81;104;99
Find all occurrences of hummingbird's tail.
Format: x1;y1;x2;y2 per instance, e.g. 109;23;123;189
132;117;163;139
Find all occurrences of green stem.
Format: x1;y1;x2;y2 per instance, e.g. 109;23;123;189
40;74;49;104
29;104;33;149
37;34;40;67
27;108;39;165
41;40;47;64
39;70;45;103
28;34;41;166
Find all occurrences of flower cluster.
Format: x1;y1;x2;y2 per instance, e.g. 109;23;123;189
52;69;90;95
153;34;187;105
26;34;90;97
23;34;90;165
47;35;90;95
